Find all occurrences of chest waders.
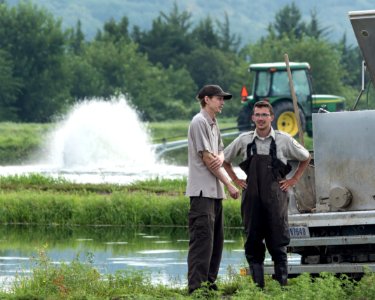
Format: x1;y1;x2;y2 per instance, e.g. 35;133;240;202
239;138;291;287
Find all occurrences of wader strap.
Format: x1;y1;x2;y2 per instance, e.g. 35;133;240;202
270;137;292;178
246;140;257;158
270;138;277;169
240;140;257;174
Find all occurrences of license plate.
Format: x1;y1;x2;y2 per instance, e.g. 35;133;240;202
289;226;310;238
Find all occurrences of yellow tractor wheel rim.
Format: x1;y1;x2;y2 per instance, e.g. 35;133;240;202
276;111;299;136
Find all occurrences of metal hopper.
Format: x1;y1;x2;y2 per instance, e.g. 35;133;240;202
349;10;375;87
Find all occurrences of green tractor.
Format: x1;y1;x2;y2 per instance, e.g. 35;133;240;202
237;62;345;137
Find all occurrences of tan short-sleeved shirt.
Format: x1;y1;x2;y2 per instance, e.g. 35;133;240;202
224;127;310;164
186;109;225;199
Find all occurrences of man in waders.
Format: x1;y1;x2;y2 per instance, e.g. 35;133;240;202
186;85;240;294
223;101;311;288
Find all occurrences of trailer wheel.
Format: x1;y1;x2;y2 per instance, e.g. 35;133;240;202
272;101;306;136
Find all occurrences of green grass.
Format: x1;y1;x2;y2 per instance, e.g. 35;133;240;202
2;250;374;299
0;173;185;193
0;122;52;164
148;117;237;143
0;175;242;227
148;119;191;143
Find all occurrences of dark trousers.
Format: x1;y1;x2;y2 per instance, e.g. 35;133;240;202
242;155;290;266
243;181;289;265
187;196;223;293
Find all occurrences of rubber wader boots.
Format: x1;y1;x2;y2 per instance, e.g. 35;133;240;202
274;262;288;286
250;263;264;288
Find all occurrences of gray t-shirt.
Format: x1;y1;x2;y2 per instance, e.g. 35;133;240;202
186;109;225;199
224;127;310;164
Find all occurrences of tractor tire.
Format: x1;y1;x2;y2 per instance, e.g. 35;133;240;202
237;104;254;132
272;101;306;137
306;128;313;138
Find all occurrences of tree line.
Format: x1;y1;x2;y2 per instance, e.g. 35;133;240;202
0;1;364;122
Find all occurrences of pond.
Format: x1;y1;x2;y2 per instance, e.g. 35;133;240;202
0;225;248;290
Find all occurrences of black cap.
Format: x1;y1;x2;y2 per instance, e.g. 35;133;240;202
196;85;232;100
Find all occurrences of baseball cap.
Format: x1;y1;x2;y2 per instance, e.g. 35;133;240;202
196;85;232;100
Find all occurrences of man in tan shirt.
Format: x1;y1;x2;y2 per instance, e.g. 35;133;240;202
186;85;239;294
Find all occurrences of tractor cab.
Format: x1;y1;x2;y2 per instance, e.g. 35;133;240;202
252;62;312;135
238;62;345;137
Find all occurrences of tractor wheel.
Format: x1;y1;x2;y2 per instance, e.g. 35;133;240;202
237;104;254;132
272;101;306;137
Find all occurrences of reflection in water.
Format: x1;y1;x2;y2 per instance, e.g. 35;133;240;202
0;225;247;290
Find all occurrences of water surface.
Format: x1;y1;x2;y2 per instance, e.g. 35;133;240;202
0;225;247;290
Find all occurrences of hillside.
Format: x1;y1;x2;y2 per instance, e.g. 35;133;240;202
7;0;374;46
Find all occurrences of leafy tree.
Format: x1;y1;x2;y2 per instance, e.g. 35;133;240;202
76;39;196;121
131;3;245;118
336;34;362;88
65;8;198;121
0;49;21;121
117;43;196;120
184;46;241;89
132;2;194;68
268;2;305;39
289;38;345;95
191;17;220;49
163;66;197;108
268;3;330;41
82;40;134;97
66;54;104;101
96;16;131;44
304;9;330;40
67;20;85;55
216;13;241;52
192;14;240;53
183;45;246;116
0;2;72;122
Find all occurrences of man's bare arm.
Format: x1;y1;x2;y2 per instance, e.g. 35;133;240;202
202;151;239;199
222;161;247;190
205;151;224;170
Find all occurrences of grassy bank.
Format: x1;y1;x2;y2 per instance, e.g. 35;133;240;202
1;250;375;299
0;122;52;164
0;174;242;227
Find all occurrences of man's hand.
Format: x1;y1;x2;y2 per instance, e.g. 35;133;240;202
207;153;224;170
222;161;247;190
279;177;297;192
279;156;311;192
233;178;247;190
227;183;240;199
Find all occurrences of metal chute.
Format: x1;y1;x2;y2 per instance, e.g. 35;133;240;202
349;10;375;87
